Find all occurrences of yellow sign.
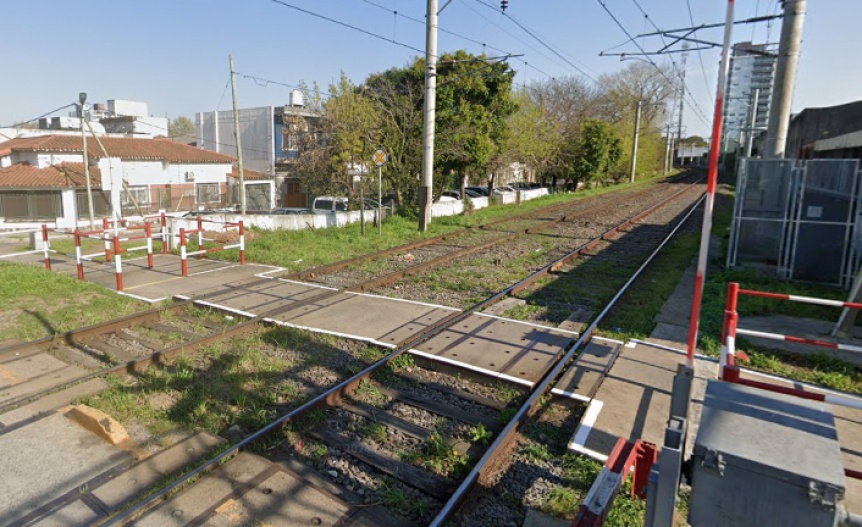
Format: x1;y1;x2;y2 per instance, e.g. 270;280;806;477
373;149;388;167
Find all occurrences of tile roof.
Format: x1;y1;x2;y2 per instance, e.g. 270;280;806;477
0;162;101;189
0;135;235;164
227;166;271;180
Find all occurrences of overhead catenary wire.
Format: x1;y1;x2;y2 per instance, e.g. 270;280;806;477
473;0;599;83
628;0;712;126
266;0;425;55
594;0;710;127
8;103;77;128
686;0;714;98
359;0;557;82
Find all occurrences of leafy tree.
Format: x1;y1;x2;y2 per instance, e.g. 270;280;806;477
571;119;623;187
681;135;708;147
168;116;195;138
294;72;381;201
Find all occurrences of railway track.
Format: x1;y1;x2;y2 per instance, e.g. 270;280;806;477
0;174;705;526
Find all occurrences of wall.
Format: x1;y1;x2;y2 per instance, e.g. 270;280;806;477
786;100;862;159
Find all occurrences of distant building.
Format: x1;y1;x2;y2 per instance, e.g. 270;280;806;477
196;92;322;207
0;135;274;223
785;99;862;160
723;42;777;152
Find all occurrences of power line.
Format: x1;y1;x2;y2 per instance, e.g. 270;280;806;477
473;0;598;82
9;103;77;128
215;78;231;112
594;0;710;126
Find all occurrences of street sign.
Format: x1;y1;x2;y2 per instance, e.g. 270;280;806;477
373;149;388;167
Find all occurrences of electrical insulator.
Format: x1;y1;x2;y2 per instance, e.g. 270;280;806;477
501;0;508;12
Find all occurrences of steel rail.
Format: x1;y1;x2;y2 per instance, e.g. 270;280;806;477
99;178;704;527
428;192;707;526
288;172;696;282
0;288;344;416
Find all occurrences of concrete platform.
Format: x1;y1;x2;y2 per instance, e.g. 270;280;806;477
135;452;354;527
186;280;579;387
0;412;133;525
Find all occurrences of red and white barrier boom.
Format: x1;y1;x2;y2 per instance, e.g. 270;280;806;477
178;218;245;277
0;225;56;270
720;282;862;412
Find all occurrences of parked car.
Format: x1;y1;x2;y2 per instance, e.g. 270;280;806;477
311;196;348;214
465;186;491;197
270;207;312;215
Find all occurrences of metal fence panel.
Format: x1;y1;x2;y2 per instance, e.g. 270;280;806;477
727;159;796;272
0;191;63;220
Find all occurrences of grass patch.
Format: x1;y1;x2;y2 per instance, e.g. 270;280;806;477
402;431;470;478
0;262;143;341
205;174;681;272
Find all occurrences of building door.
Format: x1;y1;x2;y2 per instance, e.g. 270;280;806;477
283;178;306;207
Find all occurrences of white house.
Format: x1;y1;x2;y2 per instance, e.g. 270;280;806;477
0;134;274;224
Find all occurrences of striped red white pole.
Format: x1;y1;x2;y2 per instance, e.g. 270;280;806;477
719;282;740;377
686;0;735;367
42;224;51;271
103;217;112;263
740;288;862;310
74;229;84;280
735;328;862;354
145;222;154;269
113;234;123;291
239;220;245;265
730;375;862;411
180;227;188;277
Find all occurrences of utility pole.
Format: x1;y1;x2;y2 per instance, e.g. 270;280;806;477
78;92;95;229
763;0;807;159
745;88;761;158
229;54;246;214
419;0;438;232
629;100;642;183
663;123;671;176
677;43;688;146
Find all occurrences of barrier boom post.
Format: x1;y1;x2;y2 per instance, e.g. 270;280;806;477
42;224;51;271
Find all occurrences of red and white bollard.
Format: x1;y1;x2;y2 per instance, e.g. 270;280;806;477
113;234;123;291
180;227;188;277
239;220;245;265
719;282;740;380
145;222;154;269
102;217;112;262
42;224;51;271
74;229;84;280
197;216;204;259
160;212;169;254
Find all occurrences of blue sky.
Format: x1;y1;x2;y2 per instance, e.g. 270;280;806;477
2;0;859;137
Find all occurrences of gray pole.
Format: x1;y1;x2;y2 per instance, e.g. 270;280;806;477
745;88;761;158
629;100;642;183
763;0;807;159
663;123;670;176
229;54;246;214
378;165;383;236
79;104;95;229
419;0;438;232
677;44;688;145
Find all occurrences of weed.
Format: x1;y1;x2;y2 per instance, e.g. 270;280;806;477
468;423;493;446
540;487;579;518
518;441;552;462
497;407;518;425
388;353;415;372
404;432;470;477
364;422;388;443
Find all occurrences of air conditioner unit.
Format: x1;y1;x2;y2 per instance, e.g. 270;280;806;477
184;171;195;182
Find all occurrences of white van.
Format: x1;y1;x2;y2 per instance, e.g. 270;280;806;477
311;196;348;214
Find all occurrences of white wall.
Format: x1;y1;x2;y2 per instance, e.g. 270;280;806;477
121;161;230;186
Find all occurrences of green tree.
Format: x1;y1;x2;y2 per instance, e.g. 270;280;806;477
571;119;623;187
168;116;195;138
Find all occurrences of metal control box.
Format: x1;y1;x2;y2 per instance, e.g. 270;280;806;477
689;380;846;527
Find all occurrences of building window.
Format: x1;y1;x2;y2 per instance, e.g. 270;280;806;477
123;186;149;207
196;183;221;205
